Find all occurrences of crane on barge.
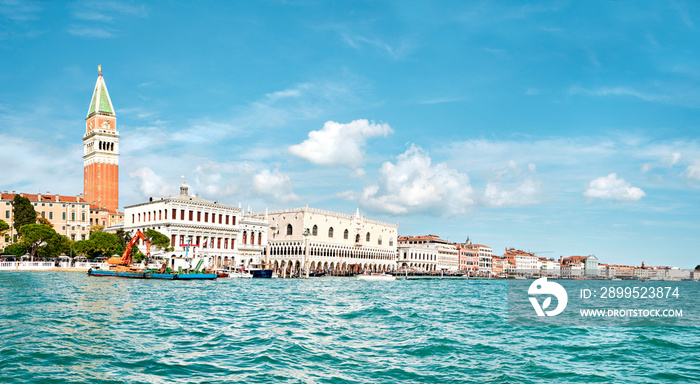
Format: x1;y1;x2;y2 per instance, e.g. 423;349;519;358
106;230;151;268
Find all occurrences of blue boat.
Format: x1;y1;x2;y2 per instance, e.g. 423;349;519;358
88;268;217;280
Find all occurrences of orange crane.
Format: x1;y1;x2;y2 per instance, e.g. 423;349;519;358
106;230;151;266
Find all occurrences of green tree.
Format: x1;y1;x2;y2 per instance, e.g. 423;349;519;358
37;216;53;227
0;219;9;235
4;243;26;257
0;219;9;244
144;229;172;252
71;240;92;257
19;224;57;260
37;233;71;259
88;231;122;259
696;265;700;271
12;195;36;231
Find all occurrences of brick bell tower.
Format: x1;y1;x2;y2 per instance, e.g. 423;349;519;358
83;65;119;213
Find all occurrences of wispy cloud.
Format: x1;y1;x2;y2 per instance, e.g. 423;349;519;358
67;25;113;38
568;85;667;102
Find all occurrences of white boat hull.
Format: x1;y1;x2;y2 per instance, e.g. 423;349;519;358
355;274;396;281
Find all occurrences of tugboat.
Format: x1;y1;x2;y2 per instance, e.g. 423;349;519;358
88;230;217;280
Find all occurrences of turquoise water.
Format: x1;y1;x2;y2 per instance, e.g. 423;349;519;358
0;272;698;383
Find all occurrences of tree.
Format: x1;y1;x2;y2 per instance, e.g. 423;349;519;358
19;224;57;260
0;220;9;243
71;240;92;257
37;216;53;227
4;243;26;257
0;219;9;235
89;224;104;233
37;233;71;259
88;231;122;259
144;229;172;252
12;195;36;231
696;265;700;271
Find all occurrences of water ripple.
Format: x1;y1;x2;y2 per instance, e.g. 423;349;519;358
0;273;698;383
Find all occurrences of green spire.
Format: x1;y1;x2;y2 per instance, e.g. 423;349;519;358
87;65;115;117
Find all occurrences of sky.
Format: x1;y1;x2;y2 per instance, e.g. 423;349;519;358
1;0;700;268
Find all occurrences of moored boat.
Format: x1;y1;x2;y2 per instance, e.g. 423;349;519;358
355;273;396;281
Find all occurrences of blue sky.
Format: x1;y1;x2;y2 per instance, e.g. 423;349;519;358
1;1;700;268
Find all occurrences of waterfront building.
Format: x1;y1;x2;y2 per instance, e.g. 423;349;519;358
123;182;267;268
397;242;438;272
612;264;635;279
491;255;505;277
397;235;458;271
539;257;561;277
460;238;492;275
561;255;599;277
254;207;397;275
561;260;583;278
456;243;478;273
1;192;91;247
504;248;540;276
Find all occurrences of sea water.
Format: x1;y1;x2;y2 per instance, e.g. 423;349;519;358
0;272;698;383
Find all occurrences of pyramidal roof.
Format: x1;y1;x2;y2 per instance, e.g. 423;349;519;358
87;65;115;117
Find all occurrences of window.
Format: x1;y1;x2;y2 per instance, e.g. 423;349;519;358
4;211;8;219
71;212;76;221
181;210;185;220
49;203;53;207
219;214;222;224
159;211;162;220
389;238;394;246
82;212;86;221
366;232;370;242
217;238;221;248
312;225;318;236
172;209;176;219
164;210;168;220
189;210;193;221
197;211;201;221
81;235;85;240
344;229;349;239
232;216;236;225
258;233;262;245
355;234;360;242
171;235;176;247
138;213;141;222
226;215;229;225
71;234;75;241
243;232;247;244
328;227;334;238
41;211;45;218
286;224;293;235
205;212;209;222
132;214;135;223
378;237;382;245
49;212;53;220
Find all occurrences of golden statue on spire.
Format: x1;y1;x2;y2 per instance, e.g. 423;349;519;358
98;65;102;73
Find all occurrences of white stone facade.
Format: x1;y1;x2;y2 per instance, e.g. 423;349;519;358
123;183;267;268
255;207;398;275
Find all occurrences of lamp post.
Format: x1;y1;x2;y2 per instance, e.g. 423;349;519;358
303;227;310;279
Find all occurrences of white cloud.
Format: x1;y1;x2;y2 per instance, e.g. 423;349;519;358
482;161;541;207
642;151;682;173
340;145;475;215
67;25;113;38
583;173;646;201
289;119;393;168
683;160;700;181
569;86;666;102
253;169;299;203
128;167;175;199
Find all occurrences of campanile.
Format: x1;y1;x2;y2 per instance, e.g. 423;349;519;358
83;65;119;213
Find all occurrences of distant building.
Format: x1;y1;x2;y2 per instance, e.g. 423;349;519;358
561;255;598;277
504;248;539;276
456;243;478;273
460;238;492;275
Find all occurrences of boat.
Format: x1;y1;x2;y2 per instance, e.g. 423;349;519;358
247;262;273;278
355;273;396;281
230;270;253;279
88;231;217;280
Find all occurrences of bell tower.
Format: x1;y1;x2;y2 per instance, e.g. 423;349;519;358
83;65;119;213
